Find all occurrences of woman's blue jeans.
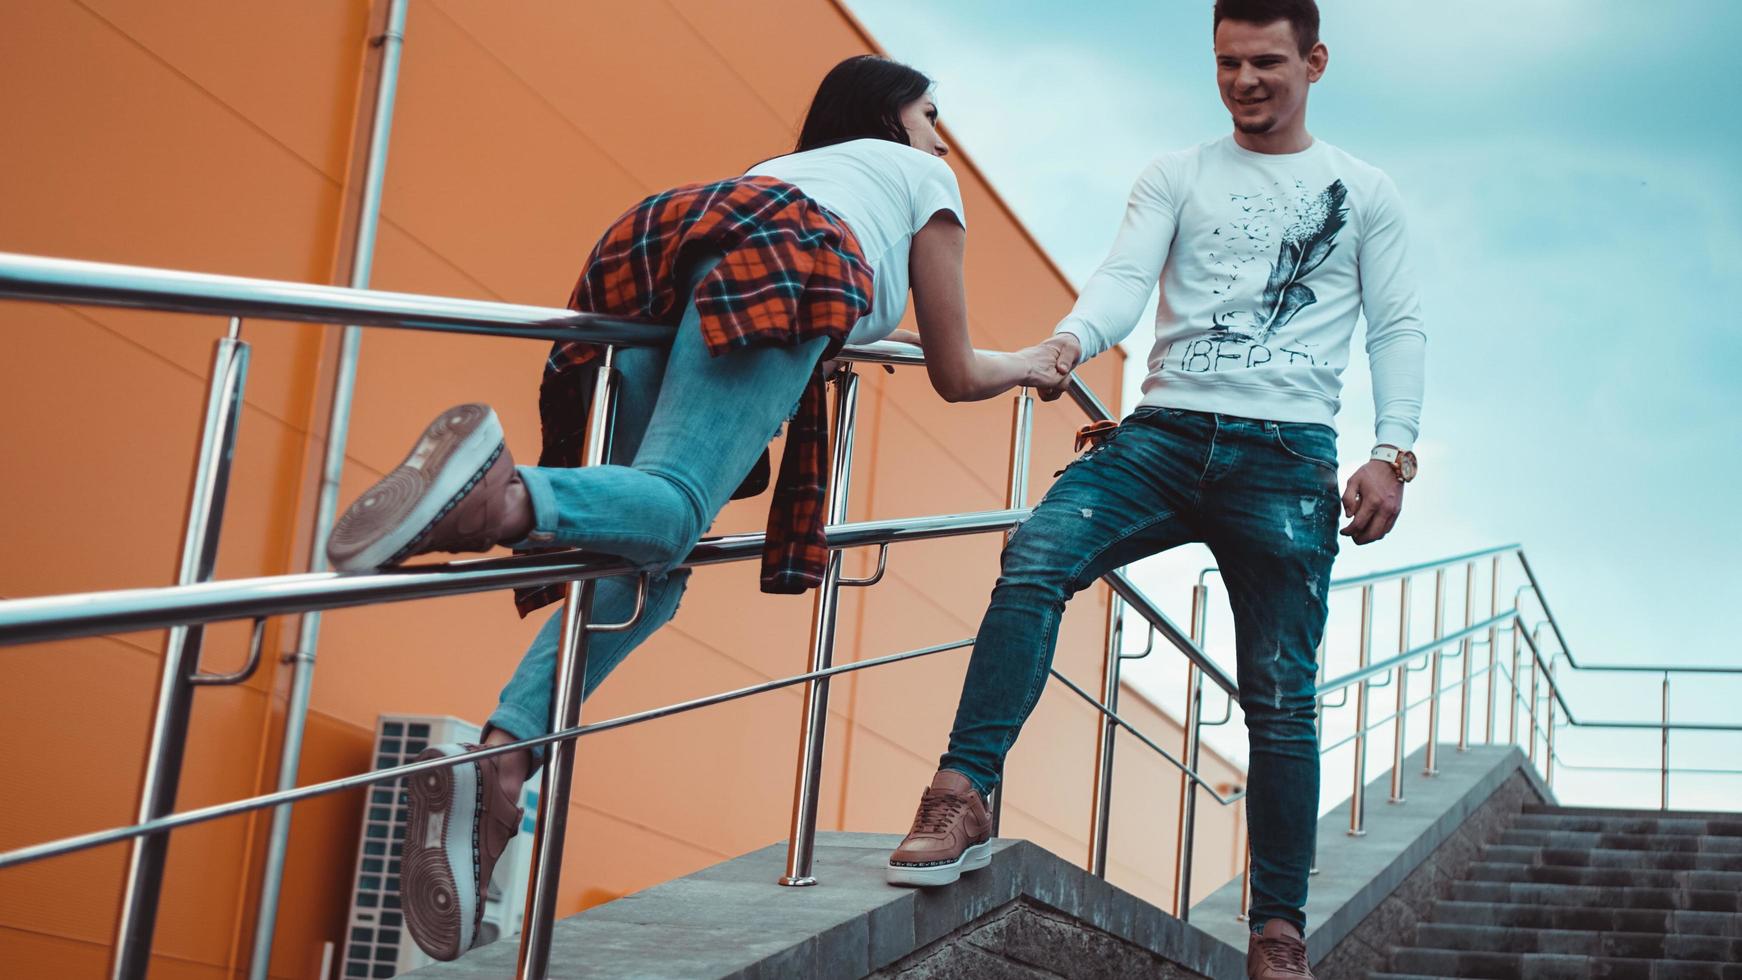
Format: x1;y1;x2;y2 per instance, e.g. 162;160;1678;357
486;269;828;754
938;406;1339;935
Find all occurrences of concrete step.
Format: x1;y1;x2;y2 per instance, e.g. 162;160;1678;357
1510;812;1742;839
1497;827;1742;855
1429;899;1742;938
1412;922;1742;962
1481;842;1742;873
1449;879;1742;914
1464;859;1742;891
403;833;1247;980
1390;946;1742;979
1523;803;1742;823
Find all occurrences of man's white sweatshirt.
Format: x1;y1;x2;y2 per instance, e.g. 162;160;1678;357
1057;135;1426;450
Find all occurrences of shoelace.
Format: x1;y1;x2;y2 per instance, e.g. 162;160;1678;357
910;790;970;835
1255;935;1310;976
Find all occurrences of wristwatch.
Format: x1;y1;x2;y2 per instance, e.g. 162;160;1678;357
1371;445;1418;482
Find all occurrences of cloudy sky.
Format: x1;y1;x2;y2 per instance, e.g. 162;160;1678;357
847;0;1742;809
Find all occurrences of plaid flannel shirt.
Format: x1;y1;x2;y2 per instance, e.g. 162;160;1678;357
515;176;873;617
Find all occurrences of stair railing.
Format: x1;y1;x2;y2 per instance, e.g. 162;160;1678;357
9;247;1733;966
0;250;1234;979
1202;547;1742;921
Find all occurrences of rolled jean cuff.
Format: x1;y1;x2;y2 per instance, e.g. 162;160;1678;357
486;702;550;769
513;464;563;548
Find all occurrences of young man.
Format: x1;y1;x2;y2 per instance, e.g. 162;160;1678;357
885;2;1425;978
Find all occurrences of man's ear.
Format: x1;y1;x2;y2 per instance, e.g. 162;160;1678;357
1307;42;1329;83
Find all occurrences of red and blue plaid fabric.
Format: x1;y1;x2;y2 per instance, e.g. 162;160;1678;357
515;176;873;616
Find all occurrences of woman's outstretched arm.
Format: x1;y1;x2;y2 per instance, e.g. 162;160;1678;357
908;213;1072;402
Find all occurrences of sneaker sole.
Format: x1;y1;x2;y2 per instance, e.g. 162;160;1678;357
885;839;992;888
403;745;481;961
326;403;505;573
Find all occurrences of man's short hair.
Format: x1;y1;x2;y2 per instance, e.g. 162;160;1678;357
1213;0;1321;56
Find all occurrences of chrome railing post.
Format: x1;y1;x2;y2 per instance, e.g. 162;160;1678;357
1172;584;1208;916
1545;653;1557;790
1660;672;1670;810
779;367;861;886
1389;578;1412;805
1237;839;1252;923
1310;633;1324;876
1424;568;1446;775
110;318;250;979
988;388;1032;838
1088;596;1124;878
1507;617;1521;745
1004;388;1033;524
1349;585;1374;837
516;348;618;979
1457;562;1474;751
1484;555;1500;743
249;4;408;973
1527;627;1541;768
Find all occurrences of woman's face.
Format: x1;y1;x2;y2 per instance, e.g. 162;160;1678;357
899;95;949;157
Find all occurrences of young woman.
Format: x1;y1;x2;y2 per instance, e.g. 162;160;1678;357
324;55;1072;961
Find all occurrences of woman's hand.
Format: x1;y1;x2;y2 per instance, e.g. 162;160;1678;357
818;328;923;377
1010;343;1071;392
1001;334;1078;399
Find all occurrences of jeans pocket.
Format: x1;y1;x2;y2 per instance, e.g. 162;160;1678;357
1273;422;1338;472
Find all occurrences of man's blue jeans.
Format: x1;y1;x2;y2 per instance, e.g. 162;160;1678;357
486;263;829;751
939;406;1338;934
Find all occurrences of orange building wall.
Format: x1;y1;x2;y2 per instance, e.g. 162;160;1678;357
0;2;1245;977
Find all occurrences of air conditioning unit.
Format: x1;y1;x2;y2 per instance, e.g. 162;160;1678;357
339;714;538;979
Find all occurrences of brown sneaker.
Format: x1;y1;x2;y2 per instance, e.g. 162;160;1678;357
1248;918;1313;979
885;770;993;887
326;403;531;572
402;743;524;961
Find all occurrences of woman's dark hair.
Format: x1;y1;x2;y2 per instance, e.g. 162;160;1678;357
795;55;933;153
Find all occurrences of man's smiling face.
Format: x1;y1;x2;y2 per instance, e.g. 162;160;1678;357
1215;17;1326;138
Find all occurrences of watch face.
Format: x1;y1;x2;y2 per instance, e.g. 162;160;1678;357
1398;453;1418;481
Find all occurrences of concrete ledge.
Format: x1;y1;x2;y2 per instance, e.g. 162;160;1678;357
407;832;1243;979
1191;743;1551;966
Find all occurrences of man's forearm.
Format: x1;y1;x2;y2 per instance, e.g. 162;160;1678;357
1368;324;1425;450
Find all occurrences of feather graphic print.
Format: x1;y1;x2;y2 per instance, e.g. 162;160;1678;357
1249;179;1348;342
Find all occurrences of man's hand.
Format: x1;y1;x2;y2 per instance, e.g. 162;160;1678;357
1006;343;1071;392
1032;333;1082;401
1340;460;1404;545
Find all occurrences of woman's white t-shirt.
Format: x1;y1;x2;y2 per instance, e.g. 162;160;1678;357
746;138;966;345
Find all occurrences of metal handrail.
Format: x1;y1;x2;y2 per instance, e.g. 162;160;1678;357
1552;758;1742;777
0;510;1025;646
9;242;1736;964
0;637;973;870
1317;661;1500;756
1318;611;1514;694
0;629;1243;870
1106;569;1237;696
1513;551;1742;676
1210;549;1742;920
1327;543;1521;592
1049;667;1246;806
0;246;1244;971
1514;622;1742;733
0;251;676;346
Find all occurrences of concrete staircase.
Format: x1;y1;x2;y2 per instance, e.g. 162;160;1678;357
400;748;1740;978
1372;804;1742;979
